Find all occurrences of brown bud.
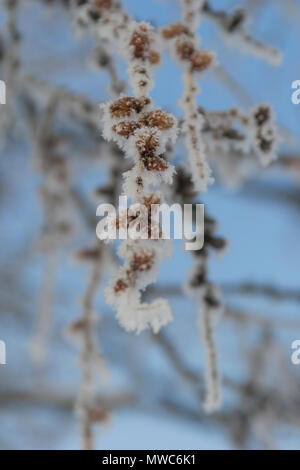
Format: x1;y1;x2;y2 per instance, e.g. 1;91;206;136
161;23;190;39
130;27;150;60
148;49;160;65
190;50;214;72
176;38;195;60
114;279;129;293
112;121;140;138
76;248;101;261
93;0;112;8
135;131;159;156
129;25;160;64
253;105;270;127
142;155;168;172
130;251;155;272
146;110;174;130
110;97;143;118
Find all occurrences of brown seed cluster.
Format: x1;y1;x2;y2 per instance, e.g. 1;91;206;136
129;24;160;64
135;131;159;156
162;23;213;73
253;105;270;127
252;104;274;155
114;278;129;293
161;22;190;39
176;38;195;61
93;0;112;9
110;97;143;118
109;96;174;173
142;155;168;172
190;50;214;73
112;121;140;139
110;97;174;132
130;251;155;272
146;110;174;130
113;249;155;294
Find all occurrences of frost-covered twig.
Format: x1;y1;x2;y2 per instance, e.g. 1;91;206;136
222;281;300;304
201;1;282;65
186;215;225;413
70;245;109;450
197;294;221;412
26;95;74;363
172;168;226;413
29;253;57;363
0;0;20;138
161;0;214;192
71;1;126;96
198;104;279;187
69;140;123;450
86;2;179;333
199;104;279;166
1;0;291;446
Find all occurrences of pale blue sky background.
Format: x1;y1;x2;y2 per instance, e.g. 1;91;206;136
0;0;300;450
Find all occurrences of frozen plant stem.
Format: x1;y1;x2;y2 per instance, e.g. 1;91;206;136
27;95;74;363
172;169;224;413
97;5;178;333
30;253;56;363
161;0;214;191
0;0;290;450
198;298;221;413
78;248;102;451
72;245;109;450
73;147;123;450
181;68;213;192
175;1;221;411
201;1;282;65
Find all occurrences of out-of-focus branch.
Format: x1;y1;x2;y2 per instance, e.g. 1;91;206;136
222;281;300;303
149;282;300;306
225;306;300;330
0;388;135;410
151;330;241;396
202;1;282;65
276;155;300;176
151;331;199;387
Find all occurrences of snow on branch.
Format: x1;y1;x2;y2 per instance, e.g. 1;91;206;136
196;103;280;187
202;1;282;65
186;214;226;413
79;2;180;333
161;0;215;193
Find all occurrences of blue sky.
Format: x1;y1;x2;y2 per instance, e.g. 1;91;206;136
0;0;300;450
